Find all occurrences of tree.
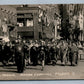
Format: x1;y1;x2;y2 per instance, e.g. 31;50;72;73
59;4;71;40
73;19;80;41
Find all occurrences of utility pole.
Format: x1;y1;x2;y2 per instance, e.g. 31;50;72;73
54;20;57;39
54;13;58;40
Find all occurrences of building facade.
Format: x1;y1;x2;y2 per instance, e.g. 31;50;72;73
16;5;43;40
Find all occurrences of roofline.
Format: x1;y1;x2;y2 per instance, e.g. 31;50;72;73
16;6;43;11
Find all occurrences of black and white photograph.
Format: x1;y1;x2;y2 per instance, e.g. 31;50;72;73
0;4;84;80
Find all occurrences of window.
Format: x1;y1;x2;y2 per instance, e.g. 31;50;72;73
17;14;24;16
26;18;33;27
17;18;25;27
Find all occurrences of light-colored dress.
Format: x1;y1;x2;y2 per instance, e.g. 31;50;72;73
78;44;83;59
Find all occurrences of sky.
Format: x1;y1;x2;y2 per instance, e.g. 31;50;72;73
0;0;84;4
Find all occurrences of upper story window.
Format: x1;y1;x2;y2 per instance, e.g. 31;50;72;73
17;14;24;16
26;18;33;27
17;13;33;27
17;18;24;27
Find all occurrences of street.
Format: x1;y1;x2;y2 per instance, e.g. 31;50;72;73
0;60;84;80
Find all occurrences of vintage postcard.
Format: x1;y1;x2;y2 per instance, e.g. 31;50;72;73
0;4;84;80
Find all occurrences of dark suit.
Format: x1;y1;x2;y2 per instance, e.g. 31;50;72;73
15;43;25;73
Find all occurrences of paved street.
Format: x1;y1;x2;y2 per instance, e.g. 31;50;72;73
0;60;84;80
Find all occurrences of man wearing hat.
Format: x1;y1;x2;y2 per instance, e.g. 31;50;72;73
30;42;38;66
60;40;68;65
69;41;78;66
38;41;46;71
15;39;25;73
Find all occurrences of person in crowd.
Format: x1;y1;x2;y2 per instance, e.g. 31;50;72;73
60;40;68;65
38;41;46;71
69;41;78;66
15;39;25;73
2;42;11;65
45;42;51;65
77;41;83;60
30;41;38;66
23;40;30;67
0;42;3;62
49;42;57;65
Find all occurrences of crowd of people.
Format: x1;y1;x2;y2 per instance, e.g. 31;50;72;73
0;38;83;72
